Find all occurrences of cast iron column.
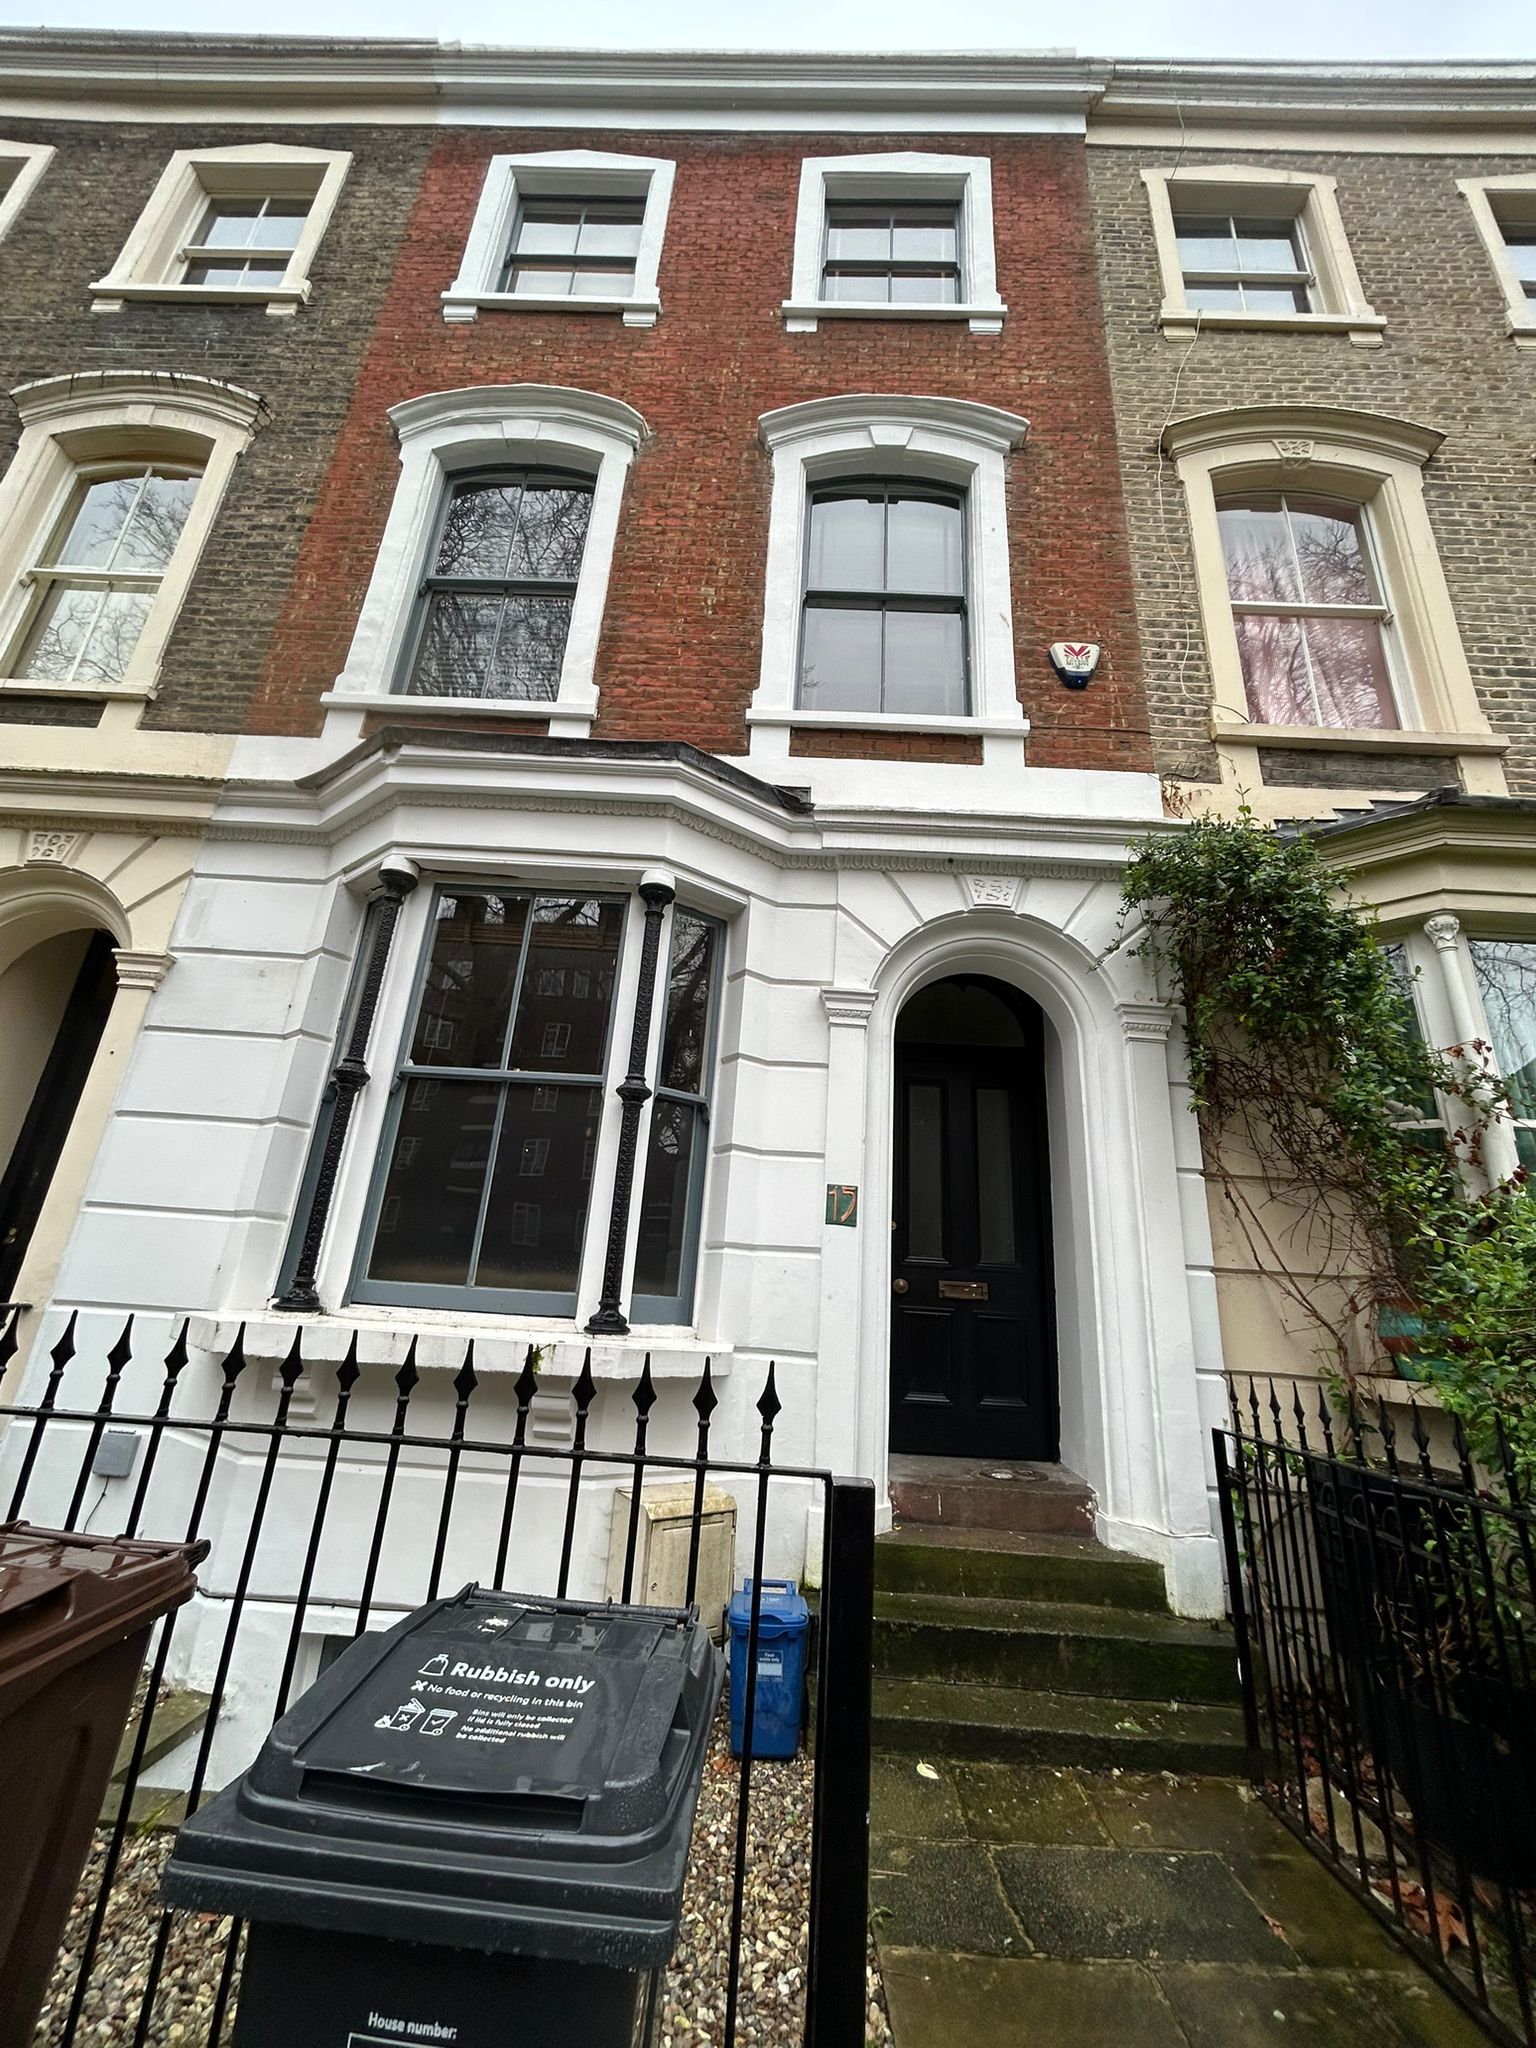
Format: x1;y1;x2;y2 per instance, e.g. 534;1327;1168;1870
586;869;674;1336
274;858;419;1312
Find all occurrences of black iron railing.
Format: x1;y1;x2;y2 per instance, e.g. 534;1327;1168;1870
1218;1375;1536;2047
0;1313;873;2048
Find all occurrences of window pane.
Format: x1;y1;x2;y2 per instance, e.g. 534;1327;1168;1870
822;269;889;302
1381;943;1442;1123
410;892;529;1068
883;609;967;717
196;197;264;246
436;482;526;577
891;209;958;262
659;913;719;1094
569;267;635;295
1239;282;1310;314
807;494;885;593
184;260;257;288
1288;501;1376;608
1233;612;1313;724
825;209;892;262
1184;284;1246;311
799;604;882;711
409;592;502;697
508;265;575;295
575;210;643;258
56;476;147;568
367;1077;497;1287
906;1082;944;1259
1469;940;1536;1124
633;1097;700;1300
889;270;959;304
475;1083;600;1292
516;204;582;256
19;585;104;681
507;897;624;1075
247;198;309;249
508;482;592;581
886;493;964;597
1219;500;1301;603
1234;221;1303;272
1304;616;1397;728
976;1086;1017;1266
486;594;573;700
1505;235;1536;284
1175;215;1237;270
73;589;153;683
113;474;198;573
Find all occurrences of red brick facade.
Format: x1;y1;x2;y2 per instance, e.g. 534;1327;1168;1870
251;128;1151;772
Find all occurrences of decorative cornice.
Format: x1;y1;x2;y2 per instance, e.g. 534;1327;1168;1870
388;383;649;452
13;368;265;437
1119;1003;1175;1043
760;393;1029;455
112;947;174;991
1161;403;1444;468
822;988;878;1027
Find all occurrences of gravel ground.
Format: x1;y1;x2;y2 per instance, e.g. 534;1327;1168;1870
35;1708;893;2048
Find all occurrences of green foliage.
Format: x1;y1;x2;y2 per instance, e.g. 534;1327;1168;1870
1122;807;1535;1481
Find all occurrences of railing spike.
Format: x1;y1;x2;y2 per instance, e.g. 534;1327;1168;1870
335;1331;361;1394
278;1327;306;1390
632;1353;657;1420
513;1343;540;1414
452;1339;478;1406
694;1356;719;1424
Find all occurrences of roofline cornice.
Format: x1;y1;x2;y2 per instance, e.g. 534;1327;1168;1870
0;31;1108;116
1098;58;1536;128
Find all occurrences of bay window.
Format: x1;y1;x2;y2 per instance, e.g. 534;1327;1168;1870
1468;940;1536;1172
346;881;721;1323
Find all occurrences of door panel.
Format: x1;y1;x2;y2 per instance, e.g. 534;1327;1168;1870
890;1028;1055;1459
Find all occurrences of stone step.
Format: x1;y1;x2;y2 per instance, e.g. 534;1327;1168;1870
877;1525;1169;1612
872;1592;1239;1703
871;1676;1250;1774
888;1456;1095;1536
110;1687;211;1784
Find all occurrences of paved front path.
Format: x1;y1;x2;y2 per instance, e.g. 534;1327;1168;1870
871;1760;1491;2048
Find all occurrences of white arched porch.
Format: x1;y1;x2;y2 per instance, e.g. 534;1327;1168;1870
814;897;1224;1617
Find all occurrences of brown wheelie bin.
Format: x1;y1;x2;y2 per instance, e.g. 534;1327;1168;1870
0;1522;208;2048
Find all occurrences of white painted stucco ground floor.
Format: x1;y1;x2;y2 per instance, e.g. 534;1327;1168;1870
5;729;1229;1723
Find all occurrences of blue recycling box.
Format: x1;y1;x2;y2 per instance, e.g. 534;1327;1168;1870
727;1578;810;1759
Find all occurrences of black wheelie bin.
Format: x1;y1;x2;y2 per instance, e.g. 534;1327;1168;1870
162;1585;723;2048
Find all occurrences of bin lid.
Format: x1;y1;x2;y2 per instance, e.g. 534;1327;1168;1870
727;1578;808;1638
163;1586;723;1969
0;1523;207;1712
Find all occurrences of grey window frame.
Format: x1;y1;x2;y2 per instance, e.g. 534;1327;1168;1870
497;191;646;297
1174;208;1317;313
349;883;629;1317
397;463;594;703
629;908;725;1326
795;475;971;717
819;197;963;305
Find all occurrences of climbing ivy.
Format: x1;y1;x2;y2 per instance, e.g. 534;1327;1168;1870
1121;808;1535;1484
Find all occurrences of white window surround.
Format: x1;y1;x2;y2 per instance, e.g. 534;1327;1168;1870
322;384;649;739
782;153;1006;334
0;370;262;704
745;395;1029;764
442;150;677;328
1457;174;1536;348
1160;404;1506;798
1141;164;1385;348
0;141;53;246
89;143;352;317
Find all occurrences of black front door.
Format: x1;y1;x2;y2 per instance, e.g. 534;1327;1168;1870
890;1002;1056;1459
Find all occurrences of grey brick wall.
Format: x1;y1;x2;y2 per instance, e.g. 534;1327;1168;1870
1087;145;1536;795
0;119;431;733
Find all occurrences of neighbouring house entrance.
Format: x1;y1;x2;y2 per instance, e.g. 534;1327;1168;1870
889;974;1057;1459
0;927;117;1300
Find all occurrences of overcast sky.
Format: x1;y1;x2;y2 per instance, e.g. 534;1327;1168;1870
0;0;1531;63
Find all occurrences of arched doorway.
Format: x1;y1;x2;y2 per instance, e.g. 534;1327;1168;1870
889;974;1057;1459
0;927;117;1299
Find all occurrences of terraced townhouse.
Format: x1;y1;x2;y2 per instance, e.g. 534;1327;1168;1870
1;41;1533;1747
